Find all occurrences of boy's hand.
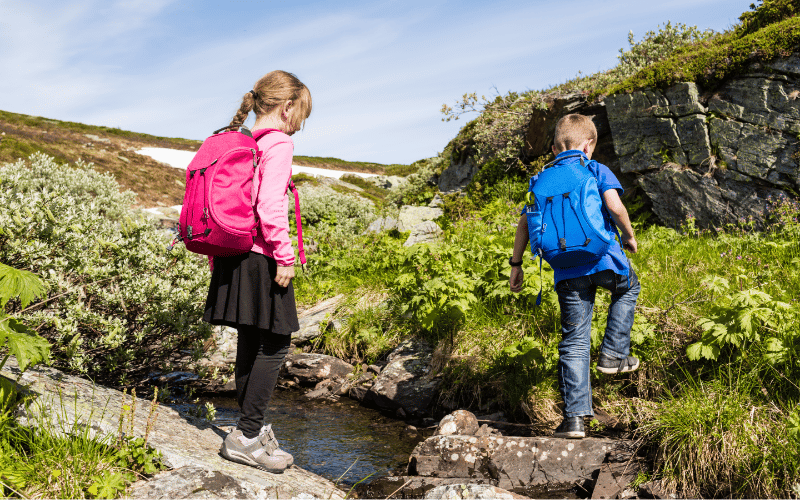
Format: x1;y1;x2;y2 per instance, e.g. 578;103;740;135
509;266;524;293
622;236;638;254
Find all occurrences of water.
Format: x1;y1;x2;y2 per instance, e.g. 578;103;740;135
183;390;422;487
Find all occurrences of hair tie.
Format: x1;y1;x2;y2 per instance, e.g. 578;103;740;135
249;90;257;99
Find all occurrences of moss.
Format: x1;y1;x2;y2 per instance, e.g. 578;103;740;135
596;15;800;100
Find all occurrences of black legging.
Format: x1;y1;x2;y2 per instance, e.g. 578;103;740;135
235;326;292;439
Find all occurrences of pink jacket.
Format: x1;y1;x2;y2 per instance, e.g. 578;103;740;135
251;130;295;266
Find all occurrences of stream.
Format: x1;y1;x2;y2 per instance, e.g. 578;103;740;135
172;389;422;488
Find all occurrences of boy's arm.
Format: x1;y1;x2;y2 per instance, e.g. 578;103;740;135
603;189;637;253
509;214;528;293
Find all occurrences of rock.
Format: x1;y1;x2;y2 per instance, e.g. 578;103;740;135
364;216;398;234
435;410;480;436
1;357;345;499
428;194;444;207
424;484;523;499
130;466;261;499
282;353;354;385
438;157;478;193
403;220;443;247
368;175;408;189
591;462;641;500
367;364;382;375
525;93;586;157
409;434;628;491
638;479;677;499
292;294;345;346
349;384;370;402
84;133;110;143
397;205;444;232
364;339;442;417
357;477;493;499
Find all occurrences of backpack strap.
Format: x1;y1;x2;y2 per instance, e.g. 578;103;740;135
287;180;306;266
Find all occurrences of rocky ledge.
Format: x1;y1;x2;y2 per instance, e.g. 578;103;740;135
0;357;345;499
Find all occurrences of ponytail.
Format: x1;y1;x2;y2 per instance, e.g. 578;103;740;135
229;71;312;131
228;92;256;129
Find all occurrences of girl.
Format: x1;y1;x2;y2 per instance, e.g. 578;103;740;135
204;70;311;473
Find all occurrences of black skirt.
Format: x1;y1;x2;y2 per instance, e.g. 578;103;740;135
203;252;299;335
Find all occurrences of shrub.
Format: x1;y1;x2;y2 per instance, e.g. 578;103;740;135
0;153;212;384
293;184;375;237
386;157;440;207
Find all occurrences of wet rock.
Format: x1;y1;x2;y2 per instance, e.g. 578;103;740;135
1;357;345;499
438;157;478;193
364;216;399;234
435;410;480;436
130;466;259;499
397;205;444;232
409;434;627;491
357;476;496;499
282;353;354;385
591;462;641;500
364;339;442;417
292;295;345;346
403;220;443;247
424;484;523;499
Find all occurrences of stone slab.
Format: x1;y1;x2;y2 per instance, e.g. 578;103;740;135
1;357;345;499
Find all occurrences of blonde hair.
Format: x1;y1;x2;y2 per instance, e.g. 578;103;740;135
229;70;312;131
553;114;597;152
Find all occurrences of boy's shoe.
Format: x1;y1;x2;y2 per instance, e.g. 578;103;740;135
259;424;293;467
596;353;640;374
553;416;585;439
220;428;290;473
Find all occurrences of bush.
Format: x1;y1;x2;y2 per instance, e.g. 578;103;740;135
386;157;440;207
0;153;212;384
293;184;376;238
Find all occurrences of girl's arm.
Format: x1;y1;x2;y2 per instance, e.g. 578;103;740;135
256;140;295;266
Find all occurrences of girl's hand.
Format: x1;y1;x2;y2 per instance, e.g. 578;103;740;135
275;265;295;287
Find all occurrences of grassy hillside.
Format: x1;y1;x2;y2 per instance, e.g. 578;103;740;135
0;110;413;208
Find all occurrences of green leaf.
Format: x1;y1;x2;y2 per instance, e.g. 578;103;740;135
0;263;47;309
0;319;51;371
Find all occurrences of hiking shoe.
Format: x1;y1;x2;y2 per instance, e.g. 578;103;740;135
596;352;640;374
258;424;293;467
553;416;585;439
220;428;290;473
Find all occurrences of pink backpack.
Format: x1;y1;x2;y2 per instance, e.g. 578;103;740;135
178;126;306;263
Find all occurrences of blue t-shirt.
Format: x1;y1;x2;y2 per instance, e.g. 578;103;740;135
523;150;629;285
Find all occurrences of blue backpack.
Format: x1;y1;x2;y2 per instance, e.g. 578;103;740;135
525;154;617;304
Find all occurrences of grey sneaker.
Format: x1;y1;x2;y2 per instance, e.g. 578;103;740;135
259;424;293;467
220;428;290;473
597;352;640;374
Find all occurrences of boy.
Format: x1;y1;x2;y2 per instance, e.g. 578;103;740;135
509;114;641;439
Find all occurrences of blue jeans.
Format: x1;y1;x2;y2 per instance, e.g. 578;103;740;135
555;268;640;418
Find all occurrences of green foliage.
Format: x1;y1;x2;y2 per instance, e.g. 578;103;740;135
0;153;212;384
293;184;376;238
0;263;50;373
0;409;164;499
737;0;800;36
616;22;715;81
386;157;441;207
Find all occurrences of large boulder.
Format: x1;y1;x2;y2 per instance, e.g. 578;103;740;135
397;205;444;232
409;434;627;491
403;220;443;247
130;466;259;499
438;157;478;193
363;339;442;417
424;484;522;499
1;357;345;499
292;294;345;346
282;353;354;385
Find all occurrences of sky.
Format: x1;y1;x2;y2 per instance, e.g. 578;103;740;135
1;0;752;165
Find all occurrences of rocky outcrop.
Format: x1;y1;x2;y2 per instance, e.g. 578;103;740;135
403;220;443;247
363;339;442;417
1;357;345;499
438;157;478;193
